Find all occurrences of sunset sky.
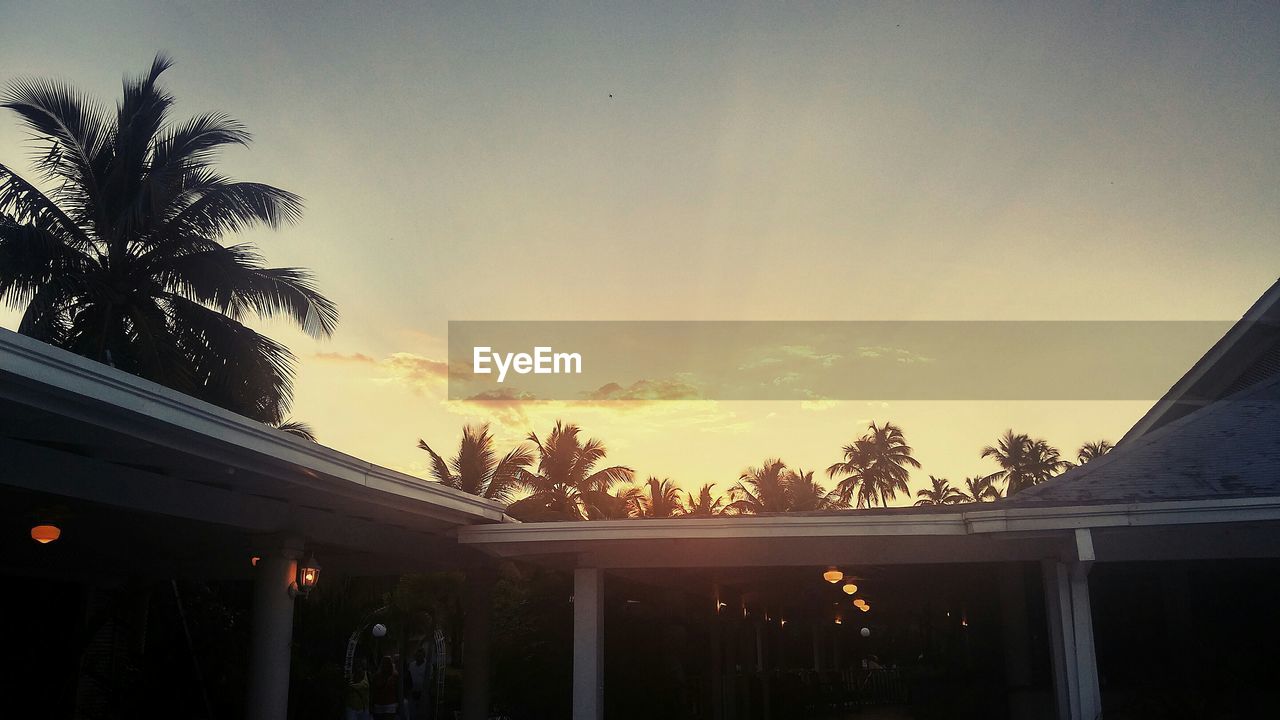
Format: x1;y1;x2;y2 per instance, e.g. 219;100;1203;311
2;2;1278;503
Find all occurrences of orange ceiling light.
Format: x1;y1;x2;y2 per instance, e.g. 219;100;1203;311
822;567;844;584
842;582;859;595
30;524;61;544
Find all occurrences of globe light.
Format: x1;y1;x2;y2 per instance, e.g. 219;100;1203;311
860;627;871;638
372;623;387;638
30;524;61;544
842;582;858;595
823;567;844;584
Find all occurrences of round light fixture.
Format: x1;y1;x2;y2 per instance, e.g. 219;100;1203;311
822;567;844;584
372;623;387;638
31;524;61;544
842;582;858;595
860;627;871;638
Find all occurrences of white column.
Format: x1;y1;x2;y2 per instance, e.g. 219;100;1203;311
246;548;299;720
1042;529;1102;720
1042;560;1077;720
462;567;497;720
1069;566;1101;720
574;567;604;720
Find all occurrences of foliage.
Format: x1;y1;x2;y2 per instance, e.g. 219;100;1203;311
418;423;533;502
827;421;921;507
0;54;336;424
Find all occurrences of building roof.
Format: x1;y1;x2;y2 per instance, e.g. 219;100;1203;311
1119;278;1280;444
1012;374;1280;506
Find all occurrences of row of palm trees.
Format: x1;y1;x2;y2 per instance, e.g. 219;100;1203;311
418;421;1114;521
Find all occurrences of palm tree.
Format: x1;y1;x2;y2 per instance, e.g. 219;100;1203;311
0;55;337;424
1077;440;1114;464
682;483;727;517
726;459;792;514
633;477;686;518
914;476;965;506
504;421;634;521
827;422;921;508
276;418;317;441
981;430;1070;495
787;469;845;512
958;474;1001;503
416;423;533;502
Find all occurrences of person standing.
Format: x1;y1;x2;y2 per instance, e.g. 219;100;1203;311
406;648;429;719
371;656;400;720
343;658;372;720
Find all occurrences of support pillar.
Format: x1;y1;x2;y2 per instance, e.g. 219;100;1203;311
573;567;604;720
1042;529;1102;720
462;567;497;720
246;546;299;720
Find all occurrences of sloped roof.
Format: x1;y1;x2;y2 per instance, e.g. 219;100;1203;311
1120;278;1280;444
1011;374;1280;506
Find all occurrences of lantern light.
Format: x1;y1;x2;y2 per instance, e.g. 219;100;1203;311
842;582;858;595
250;556;260;567
822;567;844;584
834;616;843;625
288;554;322;598
31;524;61;544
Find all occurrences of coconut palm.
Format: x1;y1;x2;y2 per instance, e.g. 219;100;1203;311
0;55;337;425
726;458;792;514
276;418;317;442
958;474;1001;503
416;423;533;502
633;477;686;518
504;421;634;521
786;469;845;512
682;483;727;517
1077;440;1114;464
981;431;1070;495
913;476;965;506
827;422;921;508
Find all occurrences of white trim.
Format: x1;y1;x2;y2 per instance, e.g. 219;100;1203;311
458;496;1280;550
0;328;507;524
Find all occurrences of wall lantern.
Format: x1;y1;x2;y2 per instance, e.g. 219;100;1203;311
822;567;844;584
289;554;322;598
31;524;61;544
842;582;858;595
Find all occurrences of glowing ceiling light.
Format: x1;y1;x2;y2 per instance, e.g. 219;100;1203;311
823;567;844;584
30;524;60;544
843;582;859;595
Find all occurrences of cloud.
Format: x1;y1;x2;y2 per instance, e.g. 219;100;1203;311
581;377;703;402
313;351;378;364
856;346;935;364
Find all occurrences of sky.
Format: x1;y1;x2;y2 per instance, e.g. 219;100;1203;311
2;2;1278;503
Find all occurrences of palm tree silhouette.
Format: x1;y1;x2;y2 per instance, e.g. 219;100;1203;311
682;483;727;517
504;421;634;521
981;430;1070;495
1076;440;1114;464
827;422;921;508
786;469;845;511
727;458;792;514
633;477;686;518
0;55;336;424
913;475;965;506
417;423;533;502
958;474;1001;503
